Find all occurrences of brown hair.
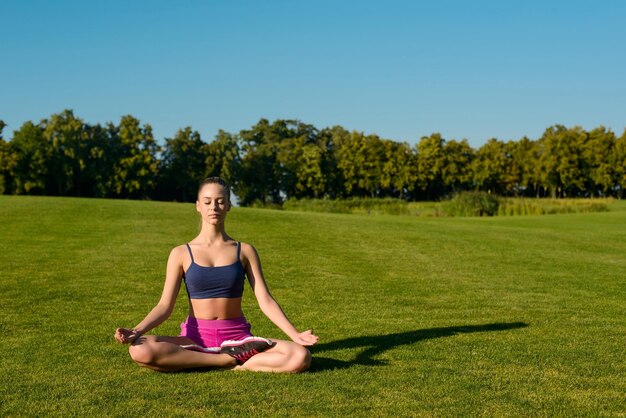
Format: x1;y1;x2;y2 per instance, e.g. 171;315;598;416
197;177;231;200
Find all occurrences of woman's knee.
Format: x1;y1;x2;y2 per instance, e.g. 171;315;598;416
128;339;158;365
287;345;312;373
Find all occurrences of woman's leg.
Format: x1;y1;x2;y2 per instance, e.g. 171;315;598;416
128;335;236;372
236;339;312;373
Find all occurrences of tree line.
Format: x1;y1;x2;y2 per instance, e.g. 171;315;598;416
1;110;625;204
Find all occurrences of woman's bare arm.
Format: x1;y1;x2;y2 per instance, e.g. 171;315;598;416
114;246;185;344
242;243;318;346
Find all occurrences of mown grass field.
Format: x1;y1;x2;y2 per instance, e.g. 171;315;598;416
1;195;625;416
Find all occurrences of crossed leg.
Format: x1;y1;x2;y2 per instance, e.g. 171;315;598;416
128;335;236;372
128;336;311;373
236;339;312;373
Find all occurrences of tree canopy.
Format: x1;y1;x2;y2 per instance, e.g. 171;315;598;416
1;110;625;203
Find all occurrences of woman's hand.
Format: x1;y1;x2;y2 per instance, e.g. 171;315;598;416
292;329;319;346
114;327;141;344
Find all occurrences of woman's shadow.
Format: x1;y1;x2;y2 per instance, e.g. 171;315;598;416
309;322;528;372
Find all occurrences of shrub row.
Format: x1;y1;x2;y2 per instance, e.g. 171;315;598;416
282;193;612;217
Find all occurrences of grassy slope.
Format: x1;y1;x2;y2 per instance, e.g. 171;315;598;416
0;196;624;416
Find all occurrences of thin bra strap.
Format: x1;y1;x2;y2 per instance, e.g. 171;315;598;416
237;241;241;259
185;243;195;263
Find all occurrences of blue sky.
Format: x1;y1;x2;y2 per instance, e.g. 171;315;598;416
2;0;625;148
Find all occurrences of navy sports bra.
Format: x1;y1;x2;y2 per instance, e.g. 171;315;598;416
182;242;245;299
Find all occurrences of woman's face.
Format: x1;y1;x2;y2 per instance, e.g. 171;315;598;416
196;183;231;225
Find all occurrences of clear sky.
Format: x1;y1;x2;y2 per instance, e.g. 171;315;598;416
2;0;625;148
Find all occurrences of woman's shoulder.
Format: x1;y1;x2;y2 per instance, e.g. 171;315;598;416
238;241;261;262
238;241;256;252
172;243;190;251
168;244;190;260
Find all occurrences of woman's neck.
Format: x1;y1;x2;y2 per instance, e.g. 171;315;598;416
197;224;229;244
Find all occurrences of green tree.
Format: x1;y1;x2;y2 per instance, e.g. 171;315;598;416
85;123;119;198
536;125;586;198
238;119;317;205
615;129;626;199
504;137;538;197
560;126;588;197
322;126;354;198
157;127;208;202
379;140;417;199
277;131;326;199
315;127;344;199
204;130;241;187
415;133;446;200
8;120;51;194
583;126;616;197
296;143;326;198
361;135;387;197
110;115;160;199
0;120;16;194
238;119;283;205
336;132;400;198
335;130;373;197
442;139;474;196
472;138;508;195
43;110;95;196
275;120;321;199
238;119;274;205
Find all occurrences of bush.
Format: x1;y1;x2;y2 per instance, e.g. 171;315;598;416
443;191;501;217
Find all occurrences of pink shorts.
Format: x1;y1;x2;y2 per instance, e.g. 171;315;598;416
179;316;253;348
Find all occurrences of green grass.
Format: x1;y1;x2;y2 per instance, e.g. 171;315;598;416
1;195;625;416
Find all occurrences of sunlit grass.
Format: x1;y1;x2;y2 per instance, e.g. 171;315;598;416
1;195;624;416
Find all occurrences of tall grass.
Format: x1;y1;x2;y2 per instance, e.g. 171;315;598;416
498;197;612;216
283;194;614;217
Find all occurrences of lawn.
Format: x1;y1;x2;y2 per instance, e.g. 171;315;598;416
0;195;624;416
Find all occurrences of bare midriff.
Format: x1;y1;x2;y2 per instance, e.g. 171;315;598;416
188;297;244;320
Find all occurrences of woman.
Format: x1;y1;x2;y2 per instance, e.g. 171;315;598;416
115;177;318;372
